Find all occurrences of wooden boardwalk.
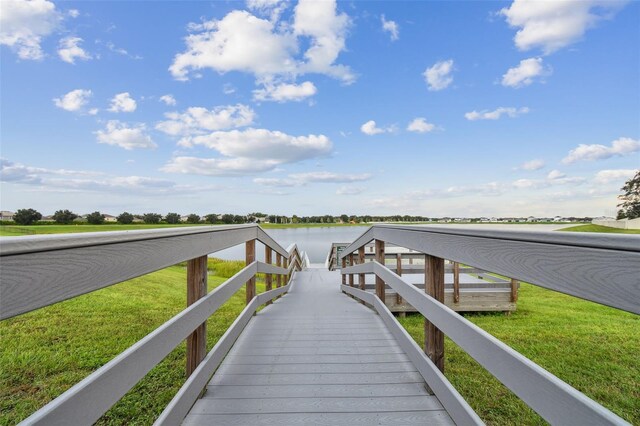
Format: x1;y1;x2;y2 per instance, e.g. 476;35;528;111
183;268;454;425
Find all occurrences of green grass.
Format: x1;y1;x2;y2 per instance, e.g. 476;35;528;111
561;224;640;234
0;258;259;425
0;223;208;236
398;283;639;425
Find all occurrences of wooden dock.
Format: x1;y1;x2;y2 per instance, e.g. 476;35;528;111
183;268;453;425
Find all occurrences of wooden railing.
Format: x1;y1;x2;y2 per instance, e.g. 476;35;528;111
339;224;638;426
0;225;306;425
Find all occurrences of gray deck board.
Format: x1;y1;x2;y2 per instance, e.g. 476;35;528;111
183;268;453;425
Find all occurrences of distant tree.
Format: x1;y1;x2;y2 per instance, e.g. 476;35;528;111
13;208;42;225
187;214;201;224
165;212;181;224
86;211;105;224
117;212;134;224
142;213;162;224
340;214;349;223
617;170;640;219
53;209;78;224
221;214;234;224
204;214;217;224
233;215;245;224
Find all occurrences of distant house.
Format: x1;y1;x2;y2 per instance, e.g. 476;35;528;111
0;211;15;221
103;214;118;223
526;216;537;222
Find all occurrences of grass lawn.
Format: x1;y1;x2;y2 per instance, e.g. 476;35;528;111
398;283;639;425
561;224;640;234
0;258;264;425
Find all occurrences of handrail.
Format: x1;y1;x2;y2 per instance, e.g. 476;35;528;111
0;224;288;319
338;225;640;313
341;261;630;425
1;225;304;425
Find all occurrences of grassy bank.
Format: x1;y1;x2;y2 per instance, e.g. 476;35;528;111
0;258;260;425
561;224;640;234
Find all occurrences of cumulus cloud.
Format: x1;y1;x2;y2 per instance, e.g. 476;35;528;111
156;104;255;138
159;94;177;106
162;156;282;176
381;15;399;41
593;169;637;184
423;59;454;91
95;121;156;150
360;120;392;135
57;36;91;64
170;0;354;89
108;92;137;113
246;0;289;22
562;137;640;164
254;171;371;187
465;107;529;121
518;159;545;171
407;118;436;133
0;0;62;60
253;81;317;102
336;185;365;195
500;0;627;54
53;89;92;112
501;57;550;88
547;169;566;180
67;9;80;18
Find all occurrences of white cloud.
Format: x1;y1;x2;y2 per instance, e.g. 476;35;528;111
156;104;255;137
253;81;317;102
95;121;156;150
253;177;301;187
162;156;280;176
289;171;371;183
562;137;640;164
381;15;399;41
465;107;529;121
67;9;79;18
88;108;98;115
336;186;364;195
246;0;289;22
53;89;92;112
593;169;637;184
57;36;91;64
547;169;566;180
170;1;354;87
500;0;627;54
360;120;391;135
0;0;62;60
180;128;332;163
502;57;550;88
108;92;137;113
423;59;454;91
223;84;236;95
407;118;435;133
519;159;545;171
159;94;177;106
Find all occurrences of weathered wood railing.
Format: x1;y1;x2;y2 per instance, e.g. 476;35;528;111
339;224;638;426
0;225;306;425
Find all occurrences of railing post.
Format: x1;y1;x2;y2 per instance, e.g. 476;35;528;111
358;246;365;305
276;253;282;289
265;246;273;305
396;253;405;317
510;278;519;303
341;257;346;286
375;240;385;303
245;239;256;307
283;257;289;285
186;255;208;377
453;261;460;304
425;254;445;372
348;253;354;288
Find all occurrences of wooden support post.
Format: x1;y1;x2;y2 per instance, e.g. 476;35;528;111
186;255;208;377
425;255;445;372
341;257;346;286
348;253;354;287
510;278;519;303
265;246;273;305
396;253;405;317
375;240;385;303
276;253;282;288
453;262;460;304
358;247;366;305
245;240;256;306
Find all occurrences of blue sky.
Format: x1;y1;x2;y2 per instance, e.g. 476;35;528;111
1;0;638;217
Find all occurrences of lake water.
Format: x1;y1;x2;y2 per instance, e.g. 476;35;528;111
212;224;572;263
